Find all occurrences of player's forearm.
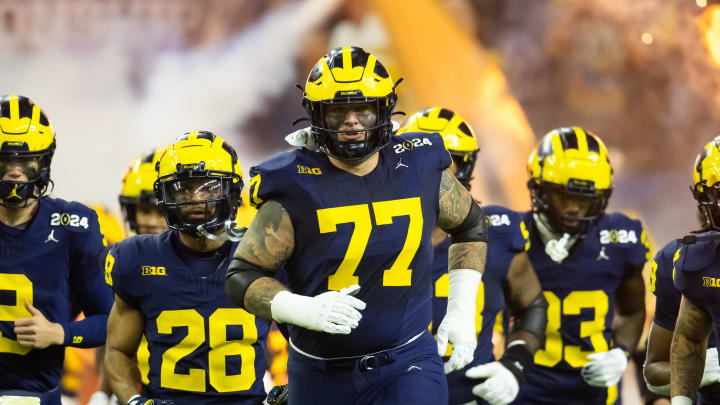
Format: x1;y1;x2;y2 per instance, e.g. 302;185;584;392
670;331;706;399
645;360;670;388
507;330;541;352
105;346;141;403
244;277;289;320
448;241;486;272
612;308;645;352
61;313;109;347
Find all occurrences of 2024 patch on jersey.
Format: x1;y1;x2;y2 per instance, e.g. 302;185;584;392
0;198;111;392
108;231;270;404
249;132;451;358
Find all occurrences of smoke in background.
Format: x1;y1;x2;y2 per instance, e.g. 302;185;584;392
477;0;720;243
0;0;339;212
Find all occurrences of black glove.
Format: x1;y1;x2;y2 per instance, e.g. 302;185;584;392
127;395;175;405
267;384;289;405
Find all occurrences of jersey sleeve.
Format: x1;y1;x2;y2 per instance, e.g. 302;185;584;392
485;206;530;253
66;206;114;347
650;244;682;330
672;239;719;313
108;241;141;309
247;152;297;210
434;133;452;171
627;218;652;270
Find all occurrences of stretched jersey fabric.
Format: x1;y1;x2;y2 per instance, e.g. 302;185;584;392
513;211;651;405
651;238;720;403
0;197;112;392
431;205;529;404
109;231;270;404
249;132;451;358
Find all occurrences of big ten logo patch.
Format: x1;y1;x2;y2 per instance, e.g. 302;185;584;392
703;276;720;288
297;165;322;175
141;266;167;276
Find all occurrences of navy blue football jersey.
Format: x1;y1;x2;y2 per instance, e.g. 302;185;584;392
249;132;451;358
513;211;651;405
0;197;112;392
651;238;720;402
108;231;270;404
432;205;530;404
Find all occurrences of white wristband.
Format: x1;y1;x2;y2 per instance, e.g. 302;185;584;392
270;291;312;325
671;396;693;405
447;268;482;312
646;382;670;396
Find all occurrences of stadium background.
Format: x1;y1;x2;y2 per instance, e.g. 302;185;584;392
2;0;720;403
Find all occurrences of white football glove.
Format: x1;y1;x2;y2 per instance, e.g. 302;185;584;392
271;284;366;334
466;361;519;405
702;347;720;387
581;348;628;387
545;233;571;263
436;269;482;374
284;127;319;151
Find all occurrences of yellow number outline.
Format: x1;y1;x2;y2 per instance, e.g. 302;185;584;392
156;308;259;393
318;197;423;291
0;273;33;355
534;290;609;368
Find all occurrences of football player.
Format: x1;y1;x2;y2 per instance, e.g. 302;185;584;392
226;46;487;405
89;148;169;405
398;107;547;405
0;94;113;404
119;148;169;236
669;138;720;405
104;132;270;405
510;126;650;405
644;137;720;404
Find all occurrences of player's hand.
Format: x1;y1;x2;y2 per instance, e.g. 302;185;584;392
308;284;366;334
465;361;519;405
436;310;476;373
545;233;571;263
581;348;627;387
271;284;366;335
701;347;720;387
126;395;174;405
267;384;289;405
437;269;481;374
13;301;64;349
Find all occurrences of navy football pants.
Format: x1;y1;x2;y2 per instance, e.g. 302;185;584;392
287;331;447;405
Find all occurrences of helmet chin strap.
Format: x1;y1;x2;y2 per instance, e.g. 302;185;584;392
195;220;245;242
534;213;579;264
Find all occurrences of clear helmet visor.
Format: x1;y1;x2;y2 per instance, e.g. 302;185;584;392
164;177;223;205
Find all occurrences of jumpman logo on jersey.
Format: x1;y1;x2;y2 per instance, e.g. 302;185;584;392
45;230;59;243
596;246;610;261
395;158;408;170
407;364;422;372
7;184;21;199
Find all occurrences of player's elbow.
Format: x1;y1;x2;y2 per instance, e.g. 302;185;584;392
511;292;549;346
225;257;275;309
